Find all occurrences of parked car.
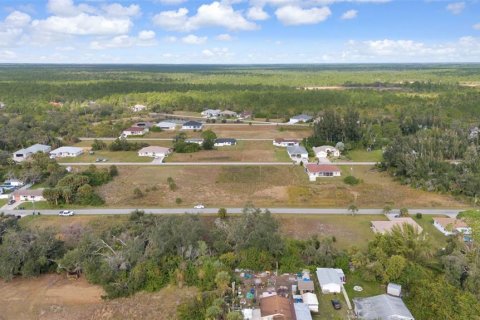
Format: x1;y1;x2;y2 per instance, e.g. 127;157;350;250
59;210;75;216
194;204;205;209
8;199;15;205
331;299;342;310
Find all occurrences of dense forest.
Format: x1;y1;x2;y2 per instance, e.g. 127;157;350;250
1;207;479;319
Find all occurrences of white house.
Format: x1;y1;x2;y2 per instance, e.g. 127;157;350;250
289;114;313;124
287;145;308;163
313;145;340;158
12;189;45;202
182;120;203;130
12;144;51;162
301;292;319;313
371;217;423;235
201;109;221;118
316;268;345;294
353;294;414;320
186;138;204;145
214;138;237;146
305;164;341;181
4;179;24;187
433;218;471;236
156;121;177;131
138;146;171;158
122;127;147;136
50;146;84;158
273;138;300;147
220;110;238;118
131;104;147;112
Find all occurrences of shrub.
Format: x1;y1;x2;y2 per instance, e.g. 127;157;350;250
133;188;143;198
175;197;182;204
344;175;360;185
416;212;423;219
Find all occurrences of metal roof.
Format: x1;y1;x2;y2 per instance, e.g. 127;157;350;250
316;268;342;286
353;294;414;320
287;145;308;155
50;146;83;154
294;303;313;320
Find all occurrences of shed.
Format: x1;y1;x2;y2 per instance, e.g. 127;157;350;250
294;303;313;320
387;283;402;297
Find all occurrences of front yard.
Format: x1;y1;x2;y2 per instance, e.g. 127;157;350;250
57;151;153;163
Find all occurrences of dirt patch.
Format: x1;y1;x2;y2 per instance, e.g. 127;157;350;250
0;274;196;320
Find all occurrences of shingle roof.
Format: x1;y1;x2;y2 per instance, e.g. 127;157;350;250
260;296;295;320
215;138;237;143
306;164;341;173
287;145;308;154
292;114;313;121
434;217;468;229
183;120;203;127
50;146;83;154
138;146;171;154
353;294;414;320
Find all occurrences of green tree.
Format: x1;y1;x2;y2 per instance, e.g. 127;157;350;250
348;204;358;216
217;208;227;219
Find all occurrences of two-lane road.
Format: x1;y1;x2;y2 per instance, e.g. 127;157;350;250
58;161;378;166
4;207;464;217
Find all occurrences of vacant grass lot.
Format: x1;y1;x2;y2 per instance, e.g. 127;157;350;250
344;149;383;162
147;124;312;139
166;141;280;162
74;140;173;148
97;165;467;209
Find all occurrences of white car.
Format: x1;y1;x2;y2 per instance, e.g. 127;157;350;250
59;210;75;216
193;204;205;209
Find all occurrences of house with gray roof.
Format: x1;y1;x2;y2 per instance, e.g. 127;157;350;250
182;120;203;130
353;294;414;320
289;114;313;124
50;146;84;158
316;268;345;293
214;138;237;146
287;145;308;163
12;144;51;162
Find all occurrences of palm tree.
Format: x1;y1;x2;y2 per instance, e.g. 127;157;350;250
348;204;359;216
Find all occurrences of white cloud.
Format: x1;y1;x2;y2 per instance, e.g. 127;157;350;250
102;4;141;17
202;47;233;58
275;5;331;25
341;9;357;20
5;11;31;27
163;36;178;42
473;23;480;30
154;0;187;4
47;0;96;17
247;6;270;20
446;2;465;15
153;2;258;32
216;33;232;41
251;0;389;7
182;34;208;44
202;49;215;57
0;50;16;60
138;30;156;40
32;13;132;35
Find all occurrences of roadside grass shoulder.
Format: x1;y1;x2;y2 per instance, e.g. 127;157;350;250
57;151;152;163
17;201;103;210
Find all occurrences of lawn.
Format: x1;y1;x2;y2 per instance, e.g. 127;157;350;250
344;149;383;162
97;165;468;209
74;140;173;148
0;199;7;207
16;201;101;210
277;214;385;250
274;147;292;162
57;151;153;163
166;141;279;162
412;215;449;250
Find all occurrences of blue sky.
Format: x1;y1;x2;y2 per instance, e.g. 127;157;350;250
0;0;479;63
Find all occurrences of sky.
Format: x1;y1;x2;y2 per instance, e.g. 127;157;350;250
0;0;479;63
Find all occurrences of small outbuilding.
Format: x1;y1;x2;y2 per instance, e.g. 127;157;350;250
387;283;402;297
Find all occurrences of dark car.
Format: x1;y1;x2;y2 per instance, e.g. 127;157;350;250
331;299;342;310
8;199;15;205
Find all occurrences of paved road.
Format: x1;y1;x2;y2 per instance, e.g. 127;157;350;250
58;161;378;166
78;137;275;141
4;207;464;217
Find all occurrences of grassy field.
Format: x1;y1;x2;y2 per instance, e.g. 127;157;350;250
167;141;280;162
0;199;7;207
147;124;312;139
344;149;383;162
74;140;173;148
96;165;468;209
412;215;449;250
58;150;153;163
17;201;102;211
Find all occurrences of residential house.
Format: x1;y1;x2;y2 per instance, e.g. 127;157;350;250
138;146;171;158
12;189;45;202
273;138;300;147
156;121;177;131
289;114;313;124
4;179;24;187
313;146;340;158
242;308;262;320
301;292;319;313
201;109;221;118
294;303;313;320
50;146;84;158
316;268;345;294
259;295;296;320
297;270;315;294
287;145;308;163
182;120;203;130
239;111;253;120
353;294;414;320
131;104;147;112
214;138;237;146
371;217;423;234
220;110;238;118
433;217;471;236
305;164;341;181
185;138;204;145
122;127;147;136
12;144;51;162
134;121;154;129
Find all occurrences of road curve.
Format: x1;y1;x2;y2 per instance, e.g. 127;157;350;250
5;207;464;217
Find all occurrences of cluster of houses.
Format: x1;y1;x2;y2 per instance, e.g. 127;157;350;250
240;267;414;320
12;144;85;162
201;109;252;120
